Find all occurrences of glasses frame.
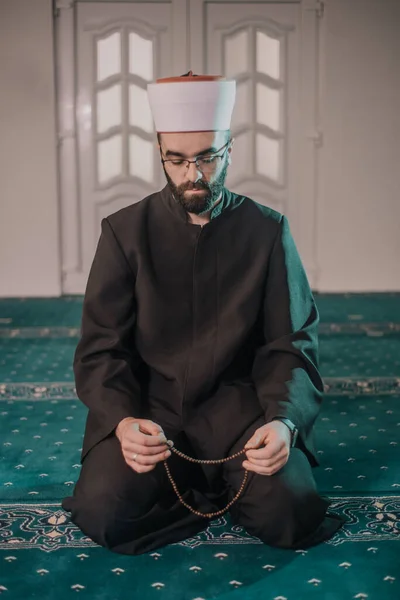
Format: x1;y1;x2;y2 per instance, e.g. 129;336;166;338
160;139;232;173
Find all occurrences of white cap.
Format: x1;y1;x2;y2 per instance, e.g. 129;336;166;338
147;71;236;132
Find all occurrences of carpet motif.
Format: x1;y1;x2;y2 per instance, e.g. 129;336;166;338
1;378;400;400
0;496;398;554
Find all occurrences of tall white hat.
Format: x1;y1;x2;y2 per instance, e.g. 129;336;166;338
147;71;236;133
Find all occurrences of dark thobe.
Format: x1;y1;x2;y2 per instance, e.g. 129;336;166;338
62;184;345;554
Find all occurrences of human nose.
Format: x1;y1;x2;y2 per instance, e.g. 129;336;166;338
185;160;202;182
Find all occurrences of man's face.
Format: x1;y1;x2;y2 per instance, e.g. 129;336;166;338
158;131;233;215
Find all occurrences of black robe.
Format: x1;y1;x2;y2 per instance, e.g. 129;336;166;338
75;184;324;469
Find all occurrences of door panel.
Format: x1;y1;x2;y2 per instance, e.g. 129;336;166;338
189;1;319;284
65;2;174;292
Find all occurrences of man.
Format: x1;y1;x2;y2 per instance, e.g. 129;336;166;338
62;72;345;555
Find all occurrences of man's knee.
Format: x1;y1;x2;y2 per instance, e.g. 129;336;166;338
63;461;166;549
242;487;329;548
64;490;159;549
61;432;172;551
231;450;329;548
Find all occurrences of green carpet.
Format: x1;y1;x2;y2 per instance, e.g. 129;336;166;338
0;294;399;599
0;292;399;327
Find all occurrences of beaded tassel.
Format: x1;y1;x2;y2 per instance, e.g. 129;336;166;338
163;445;248;518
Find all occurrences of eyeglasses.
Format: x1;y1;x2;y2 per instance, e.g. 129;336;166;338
160;139;231;174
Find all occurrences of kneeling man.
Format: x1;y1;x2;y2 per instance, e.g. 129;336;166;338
62;71;345;555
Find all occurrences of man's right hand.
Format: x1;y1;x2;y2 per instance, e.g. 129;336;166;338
115;417;172;474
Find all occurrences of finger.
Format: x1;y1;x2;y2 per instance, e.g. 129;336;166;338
246;442;285;461
128;449;171;465
139;421;165;437
125;442;170;456
129;421;167;442
246;449;287;467
242;457;286;475
244;449;286;468
244;431;264;449
246;456;288;469
128;460;157;474
130;430;169;447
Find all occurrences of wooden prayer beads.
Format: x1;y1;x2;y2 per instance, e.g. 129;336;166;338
163;445;248;519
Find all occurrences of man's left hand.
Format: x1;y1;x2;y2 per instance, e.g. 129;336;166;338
243;421;291;476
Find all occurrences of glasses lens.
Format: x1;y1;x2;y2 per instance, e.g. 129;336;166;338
197;156;222;172
164;153;225;173
169;161;186;169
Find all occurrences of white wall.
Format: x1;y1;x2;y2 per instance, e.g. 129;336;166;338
317;0;400;291
0;0;399;296
0;0;61;297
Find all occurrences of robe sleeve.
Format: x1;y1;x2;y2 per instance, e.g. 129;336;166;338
74;217;143;460
251;214;324;466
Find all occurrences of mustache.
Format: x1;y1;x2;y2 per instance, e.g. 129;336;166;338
184;184;208;191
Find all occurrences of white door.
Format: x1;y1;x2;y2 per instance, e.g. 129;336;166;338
59;0;321;293
61;0;188;293
189;0;321;284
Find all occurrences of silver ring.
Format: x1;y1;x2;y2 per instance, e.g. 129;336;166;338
132;453;138;461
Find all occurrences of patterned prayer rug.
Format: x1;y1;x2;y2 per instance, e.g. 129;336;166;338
0;294;399;599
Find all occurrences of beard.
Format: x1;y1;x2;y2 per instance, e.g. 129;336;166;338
163;158;229;215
